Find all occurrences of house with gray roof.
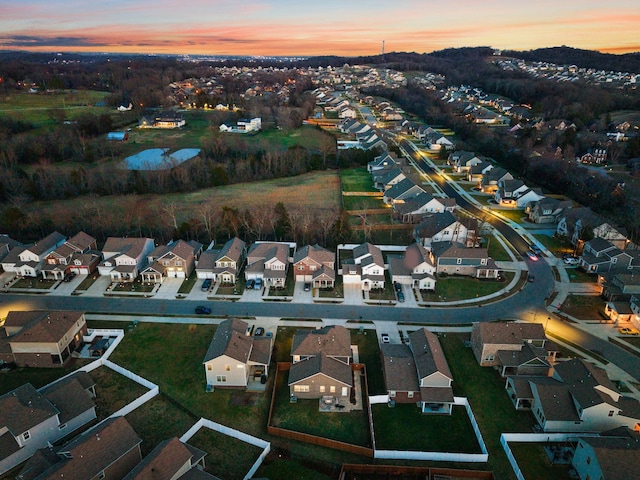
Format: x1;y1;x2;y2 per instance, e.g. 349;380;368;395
572;428;640;480
383;178;425;205
293;244;335;288
480;167;513;194
447;151;483;172
288;326;352;401
578;238;635;275
467;160;494;183
413;212;477;248
98;237;155;283
526;197;572;224
367;152;400;173
141;239;201;283
245;242;290;288
372;166;405;190
41;232;97;280
388;243;436;291
196;237;246;284
203;318;272;390
342;243;385;291
393;192;453;224
430;241;499;279
13;232;66;278
0;376;96;476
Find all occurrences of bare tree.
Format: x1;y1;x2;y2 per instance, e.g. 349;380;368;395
163;201;179;233
195;201;220;243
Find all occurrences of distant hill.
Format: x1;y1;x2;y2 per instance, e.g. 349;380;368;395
501;46;640;73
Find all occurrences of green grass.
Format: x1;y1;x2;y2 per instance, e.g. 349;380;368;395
90;366;150;421
0;359;92;395
188;427;265;480
11;278;57;289
343;196;386;210
509;443;573;480
421;274;512;302
566;268;597;284
532;234;574;257
440;332;536;480
350;329;385;395
560;294;604;319
348;213;393;226
487;236;512;261
177;271;198;294
340;167;378;193
372;404;482;453
495;209;527;224
270;373;371;447
256;458;334;480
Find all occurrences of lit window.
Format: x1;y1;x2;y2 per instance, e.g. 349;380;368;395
293;385;309;392
319;386;325;393
330;386;336;393
225;364;230;371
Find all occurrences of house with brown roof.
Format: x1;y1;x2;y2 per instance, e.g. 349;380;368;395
293;244;336;288
530;359;640;433
0;310;87;368
571;427;640;480
41;232;98;280
288;326;352;401
413;212;478;249
140;240;201;283
245;242;290;288
388;243;436;291
196;237;246;284
122;437;217;480
0;373;96;476
17;416;142;480
98;237;155;283
203;318;272;390
14;232;66;277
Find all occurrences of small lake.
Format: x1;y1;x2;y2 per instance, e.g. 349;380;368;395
123;148;201;170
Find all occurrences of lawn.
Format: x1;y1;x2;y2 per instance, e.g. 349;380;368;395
270;373;371;447
350;329;385;395
177;271;198;294
340;167;378;193
495;209;527;224
487;236;513;261
509;443;573;480
439;333;536;480
565;268;597;284
90;366;151;420
532;234;573;256
343;196;386;210
559;294;605;320
0;359;92;395
372;404;482;453
11;277;57;289
421;274;513;302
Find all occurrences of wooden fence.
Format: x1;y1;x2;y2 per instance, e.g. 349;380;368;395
342;191;384;197
339;463;495;479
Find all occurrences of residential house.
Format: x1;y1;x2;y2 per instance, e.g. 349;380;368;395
383;178;425;205
140;240;200;283
604;301;633;324
219;117;262;133
393;192;453;224
430;241;499;278
530;358;640;432
578;238;634;275
17;416;142;480
122;437;215;480
41;232;98;280
423;130;454;152
413;212;478;249
571;428;640;480
140;110;185;128
493;179;530;206
0;310;87;368
409;328;454;414
14;232;66;277
602;274;640;301
338;106;357;119
526;198;572;224
98;237;155;283
557;208;628;250
372;166;405;191
480;167;513;194
288;326;352;400
467;161;494;183
367;152;399;173
470;321;552;367
381;344;420;403
578;148;607;165
245;242;289;288
447;151;483;173
196;237;246;284
293;244;336;288
202;318;272;389
342;242;385;291
0;234;22;265
388;243;436;290
0;374;96;476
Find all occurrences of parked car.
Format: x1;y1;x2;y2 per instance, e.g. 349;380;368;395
526;251;538;261
246;279;255;290
381;333;390;343
530;244;542;255
619;327;639;336
563;256;579;265
528;275;535;282
397;292;405;302
394;282;402;292
304;283;311;292
254;278;263;289
63;272;76;282
195;305;211;315
201;279;212;291
254;327;265;336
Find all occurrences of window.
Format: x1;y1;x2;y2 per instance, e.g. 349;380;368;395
484;355;494;362
216;375;227;382
175;261;182;266
319;386;326;393
408;391;414;398
59;423;67;430
225;364;230;371
389;391;396;398
207;365;212;371
163;260;170;266
297;265;304;270
456;258;462;265
608;410;615;417
22;431;30;441
310;265;316;271
293;385;309;393
330;386;336;393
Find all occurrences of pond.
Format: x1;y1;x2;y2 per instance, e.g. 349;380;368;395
123;148;201;170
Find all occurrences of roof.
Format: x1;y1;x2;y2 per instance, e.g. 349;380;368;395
122;437;206;480
430;241;489;260
473;321;546;346
247;242;288;265
5;310;84;344
24;232;65;256
291;325;351;358
353;243;384;268
578;430;640;480
203;318;252;363
0;383;59;437
414;212;457;238
288;353;352;387
381;344;419;392
215;237;245;263
554;359;618;410
66;231;96;251
409;328;452;382
293;244;334;266
102;237;153;258
249;336;273;365
39;377;95;425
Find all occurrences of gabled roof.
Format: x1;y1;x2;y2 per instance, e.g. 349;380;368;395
0;383;59;437
203;318;252;363
293;244;334;266
353;242;384;268
291;325;351;358
393;192;441;215
414;211;457;238
5;310;84;344
102;237;153;258
402;243;434;271
65;231;96;252
381;343;419;392
474;321;546;346
288;353;352;386
122;437;206;480
247;242;288;265
215;237;245;263
579;432;640;480
24;232;65;256
38;377;95;425
149;239;196;262
409;328;452;382
383;178;424;200
430;241;489;260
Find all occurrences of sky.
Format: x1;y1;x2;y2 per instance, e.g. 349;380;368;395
1;0;639;57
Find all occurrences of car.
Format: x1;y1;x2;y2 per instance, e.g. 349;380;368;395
63;272;76;282
528;274;535;282
530;244;542;255
394;282;402;292
246;279;255;290
195;306;211;315
254;278;263;289
254;327;265;336
526;251;538;261
563;256;579;265
619;327;639;336
397;292;405;302
201;278;212;291
381;333;390;343
304;283;311;292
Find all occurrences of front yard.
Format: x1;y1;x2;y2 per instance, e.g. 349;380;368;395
421;272;514;302
559;294;605;319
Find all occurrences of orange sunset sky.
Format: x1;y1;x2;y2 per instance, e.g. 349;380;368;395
1;0;639;56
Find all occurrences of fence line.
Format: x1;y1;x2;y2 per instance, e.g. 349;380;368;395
374;450;489;462
103;359;158;389
342;191;384;197
455;396;489;455
369;395;390;404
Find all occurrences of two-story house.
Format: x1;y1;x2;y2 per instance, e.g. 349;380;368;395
0;310;88;368
367;152;399;173
526;197;572;224
140;239;201;283
480;167;513;194
41;232;98;280
202;318;272;389
393;192;454;223
413;212;478;249
98;237;155;283
288;326;353;401
196;237;246;285
447;151;483;173
13;232;66;277
342;242;385;291
245;242;289;288
389;243;436;291
579;237;635;275
383;178;425;206
293;244;336;289
429;241;499;279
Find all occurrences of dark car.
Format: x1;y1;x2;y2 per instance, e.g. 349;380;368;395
246;279;255;290
304;283;311;292
195;305;211;314
201;278;212;291
530;244;542;255
63;272;76;282
397;292;405;302
528;275;535;283
254;327;265;336
394;282;402;292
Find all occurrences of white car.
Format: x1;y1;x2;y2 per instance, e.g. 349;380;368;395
563;256;579;265
381;333;390;343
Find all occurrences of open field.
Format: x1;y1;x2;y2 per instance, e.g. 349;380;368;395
340;167;378;192
21;169;342;226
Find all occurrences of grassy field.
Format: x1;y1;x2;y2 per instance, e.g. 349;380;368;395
90;366;150;420
350;329;385;395
340;167;378;192
372;404;481;453
509;443;573;480
25;169;342;226
559;294;605;319
421;273;513;302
